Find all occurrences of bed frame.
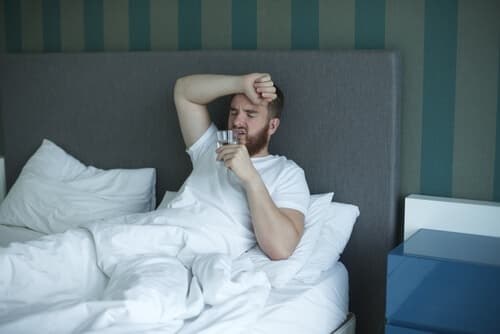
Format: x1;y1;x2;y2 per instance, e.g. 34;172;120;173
0;50;401;334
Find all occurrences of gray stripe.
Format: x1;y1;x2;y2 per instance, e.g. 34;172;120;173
22;0;43;52
150;0;177;50
453;0;500;200
61;0;84;51
319;0;354;49
202;0;231;49
385;0;424;196
104;0;129;51
257;0;290;49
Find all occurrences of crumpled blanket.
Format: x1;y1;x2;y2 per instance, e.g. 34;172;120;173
0;207;271;334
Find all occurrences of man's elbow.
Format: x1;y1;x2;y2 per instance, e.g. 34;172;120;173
268;229;302;260
173;77;186;104
268;246;294;261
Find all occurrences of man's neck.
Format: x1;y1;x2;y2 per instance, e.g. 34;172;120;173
251;154;271;159
250;148;270;158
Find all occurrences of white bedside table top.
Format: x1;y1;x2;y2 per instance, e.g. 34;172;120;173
404;194;500;240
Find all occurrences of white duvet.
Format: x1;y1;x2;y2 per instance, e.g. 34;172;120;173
0;206;272;334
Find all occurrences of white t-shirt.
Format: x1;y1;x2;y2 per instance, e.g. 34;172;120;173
170;123;310;237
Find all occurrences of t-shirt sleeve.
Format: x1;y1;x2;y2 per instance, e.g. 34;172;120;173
272;162;310;215
186;123;217;166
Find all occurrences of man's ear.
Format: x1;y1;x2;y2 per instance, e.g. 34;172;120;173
268;118;280;135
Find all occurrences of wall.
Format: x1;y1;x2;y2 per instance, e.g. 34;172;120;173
1;0;499;202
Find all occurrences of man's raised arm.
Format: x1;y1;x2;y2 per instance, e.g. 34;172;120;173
173;74;275;148
174;75;243;148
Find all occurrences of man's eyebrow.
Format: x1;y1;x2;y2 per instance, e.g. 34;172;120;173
230;107;258;113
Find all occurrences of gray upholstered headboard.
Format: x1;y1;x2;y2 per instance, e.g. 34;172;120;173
0;50;400;334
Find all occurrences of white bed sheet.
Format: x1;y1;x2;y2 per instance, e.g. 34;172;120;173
251;261;349;334
0;224;348;334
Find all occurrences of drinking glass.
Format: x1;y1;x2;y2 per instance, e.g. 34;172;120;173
217;130;238;148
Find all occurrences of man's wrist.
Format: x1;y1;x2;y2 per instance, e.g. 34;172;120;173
236;75;248;95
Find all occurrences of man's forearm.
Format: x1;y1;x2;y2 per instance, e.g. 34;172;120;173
244;176;303;260
174;74;246;148
175;74;243;105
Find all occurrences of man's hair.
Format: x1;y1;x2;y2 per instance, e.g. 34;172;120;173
267;84;284;119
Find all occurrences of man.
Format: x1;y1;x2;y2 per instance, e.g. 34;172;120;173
0;73;310;332
173;73;310;260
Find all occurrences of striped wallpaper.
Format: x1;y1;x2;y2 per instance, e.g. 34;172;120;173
1;0;499;202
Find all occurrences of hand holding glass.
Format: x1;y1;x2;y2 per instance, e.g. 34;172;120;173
217;130;239;148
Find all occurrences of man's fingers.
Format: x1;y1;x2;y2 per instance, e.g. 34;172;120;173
254;81;274;88
217;145;240;154
217;150;232;161
253;76;276;102
216;145;240;160
255;74;271;83
224;158;233;169
261;92;277;99
255;86;276;93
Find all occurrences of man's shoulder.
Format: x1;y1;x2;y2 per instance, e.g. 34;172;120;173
258;155;304;174
187;123;217;160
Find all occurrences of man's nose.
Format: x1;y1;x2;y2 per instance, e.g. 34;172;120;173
233;111;245;127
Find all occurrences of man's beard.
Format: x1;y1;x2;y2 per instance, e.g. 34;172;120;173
237;123;270;156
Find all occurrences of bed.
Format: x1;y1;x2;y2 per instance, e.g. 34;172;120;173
0;50;401;334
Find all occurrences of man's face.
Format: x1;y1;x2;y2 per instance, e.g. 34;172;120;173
228;94;272;156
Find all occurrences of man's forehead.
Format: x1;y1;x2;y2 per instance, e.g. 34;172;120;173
230;94;268;111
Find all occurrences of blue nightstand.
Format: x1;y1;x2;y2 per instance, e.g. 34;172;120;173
385;229;500;333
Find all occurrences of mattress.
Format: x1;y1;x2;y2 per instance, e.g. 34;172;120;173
0;224;349;333
252;261;349;334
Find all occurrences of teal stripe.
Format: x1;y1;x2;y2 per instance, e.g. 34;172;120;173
5;0;22;52
494;49;500;202
84;0;104;51
291;0;318;49
354;0;385;49
42;0;61;52
232;0;257;49
129;0;150;51
178;0;201;50
420;0;457;197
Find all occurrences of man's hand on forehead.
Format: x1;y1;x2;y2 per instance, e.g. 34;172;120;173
242;73;277;105
254;75;277;103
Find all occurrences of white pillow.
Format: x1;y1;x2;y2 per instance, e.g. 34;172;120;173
156;190;345;287
294;201;359;283
0;139;156;234
243;193;334;288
